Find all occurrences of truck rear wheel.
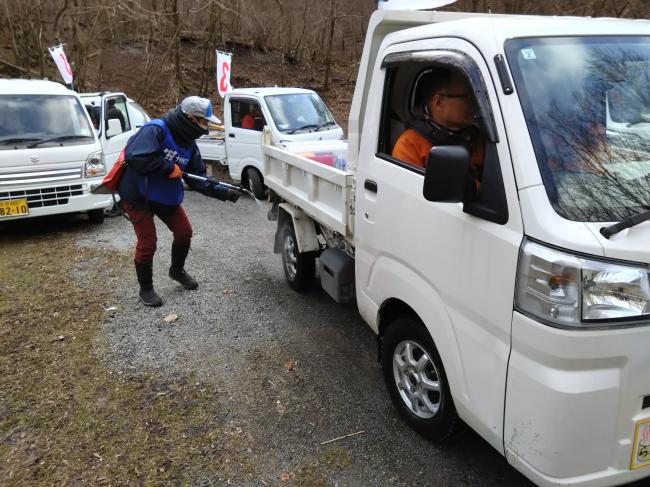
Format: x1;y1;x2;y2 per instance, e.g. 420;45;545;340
382;317;459;442
281;220;315;292
88;209;105;224
245;167;265;199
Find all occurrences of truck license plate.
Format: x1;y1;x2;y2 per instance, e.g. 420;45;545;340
631;418;650;470
0;198;29;218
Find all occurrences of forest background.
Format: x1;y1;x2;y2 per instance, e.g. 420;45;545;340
1;0;649;128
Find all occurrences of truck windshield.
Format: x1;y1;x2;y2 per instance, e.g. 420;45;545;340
264;93;337;134
0;94;94;150
506;36;650;222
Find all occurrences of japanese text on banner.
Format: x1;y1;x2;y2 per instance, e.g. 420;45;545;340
216;51;233;98
48;45;73;85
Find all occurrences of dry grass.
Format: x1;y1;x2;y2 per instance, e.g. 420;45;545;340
0;230;255;486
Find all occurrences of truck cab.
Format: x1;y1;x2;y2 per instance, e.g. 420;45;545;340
197;87;343;198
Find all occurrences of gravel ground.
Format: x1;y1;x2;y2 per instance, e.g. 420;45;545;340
65;184;540;487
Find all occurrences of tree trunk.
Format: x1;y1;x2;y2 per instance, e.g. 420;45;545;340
322;0;336;91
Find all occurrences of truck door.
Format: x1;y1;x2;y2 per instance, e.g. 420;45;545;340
226;97;265;181
101;94;133;171
354;38;523;452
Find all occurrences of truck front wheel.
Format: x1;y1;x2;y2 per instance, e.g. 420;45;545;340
281;220;315;292
88;209;105;224
245;167;265;199
382;317;459;442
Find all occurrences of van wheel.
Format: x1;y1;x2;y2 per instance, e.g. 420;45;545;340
245;167;265;199
281;219;315;292
382;317;458;442
88;209;105;224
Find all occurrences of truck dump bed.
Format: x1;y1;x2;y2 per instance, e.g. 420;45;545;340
263;132;355;238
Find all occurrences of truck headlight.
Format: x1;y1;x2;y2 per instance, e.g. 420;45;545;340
85;150;106;178
516;239;650;328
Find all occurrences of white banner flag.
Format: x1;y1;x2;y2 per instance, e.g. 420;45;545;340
377;0;456;9
216;50;233;98
48;44;74;85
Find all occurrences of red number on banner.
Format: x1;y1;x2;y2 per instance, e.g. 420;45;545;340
219;62;230;92
59;53;72;75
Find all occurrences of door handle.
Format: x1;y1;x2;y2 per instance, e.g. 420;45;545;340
364;179;378;193
229;133;235;138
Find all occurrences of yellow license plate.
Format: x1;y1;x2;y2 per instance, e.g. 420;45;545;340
631;418;650;470
0;198;29;218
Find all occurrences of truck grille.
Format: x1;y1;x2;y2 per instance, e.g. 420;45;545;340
0;185;84;208
0;166;83;186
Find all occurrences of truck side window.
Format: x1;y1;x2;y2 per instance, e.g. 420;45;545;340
105;97;130;133
232;99;266;132
380;65;485;179
378;58;508;224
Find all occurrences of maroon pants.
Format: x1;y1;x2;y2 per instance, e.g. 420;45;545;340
122;202;193;264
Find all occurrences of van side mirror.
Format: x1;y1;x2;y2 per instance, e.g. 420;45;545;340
106;118;123;138
422;145;470;203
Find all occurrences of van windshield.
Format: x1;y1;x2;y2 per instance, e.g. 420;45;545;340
264;93;337;134
506;36;650;222
0;94;94;150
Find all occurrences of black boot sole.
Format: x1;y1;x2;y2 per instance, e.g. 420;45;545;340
139;290;163;307
169;271;198;290
139;296;163;307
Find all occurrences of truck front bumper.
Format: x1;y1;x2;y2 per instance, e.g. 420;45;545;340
0;180;111;222
505;311;650;487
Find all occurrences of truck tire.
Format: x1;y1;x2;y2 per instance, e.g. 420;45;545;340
281;220;315;291
88;209;105;224
245;167;265;199
382;317;459;442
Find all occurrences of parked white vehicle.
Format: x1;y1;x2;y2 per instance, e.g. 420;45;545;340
0;79;110;223
79;92;150;173
196;87;343;198
264;8;650;487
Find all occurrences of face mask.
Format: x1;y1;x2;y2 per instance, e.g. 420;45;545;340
195;118;209;131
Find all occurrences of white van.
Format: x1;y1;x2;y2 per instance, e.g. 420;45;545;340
0;79;110;223
79;92;151;172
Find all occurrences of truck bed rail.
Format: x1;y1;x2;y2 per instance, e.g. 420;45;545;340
263;134;354;238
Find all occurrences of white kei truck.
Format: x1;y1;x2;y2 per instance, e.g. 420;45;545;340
0;79;111;223
196;87;344;199
263;8;650;487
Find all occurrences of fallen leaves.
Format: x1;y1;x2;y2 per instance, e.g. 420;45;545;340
163;314;178;323
275;400;287;415
222;288;235;295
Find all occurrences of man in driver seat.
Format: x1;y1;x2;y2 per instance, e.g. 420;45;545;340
392;68;485;191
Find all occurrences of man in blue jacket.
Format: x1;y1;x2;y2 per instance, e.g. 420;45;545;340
119;96;239;307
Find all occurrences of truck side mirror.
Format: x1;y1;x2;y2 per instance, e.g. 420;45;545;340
106;118;123;138
422;145;470;203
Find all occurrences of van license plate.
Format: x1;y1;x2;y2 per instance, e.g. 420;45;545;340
631;418;650;470
0;198;29;218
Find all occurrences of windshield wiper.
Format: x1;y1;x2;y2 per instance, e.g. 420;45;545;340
600;208;650;239
315;121;337;132
0;137;40;145
287;124;319;135
27;135;92;148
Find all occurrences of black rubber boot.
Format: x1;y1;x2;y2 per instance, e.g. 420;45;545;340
169;244;198;290
135;261;163;307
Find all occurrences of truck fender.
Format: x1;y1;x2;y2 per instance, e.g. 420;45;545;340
274;204;319;254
